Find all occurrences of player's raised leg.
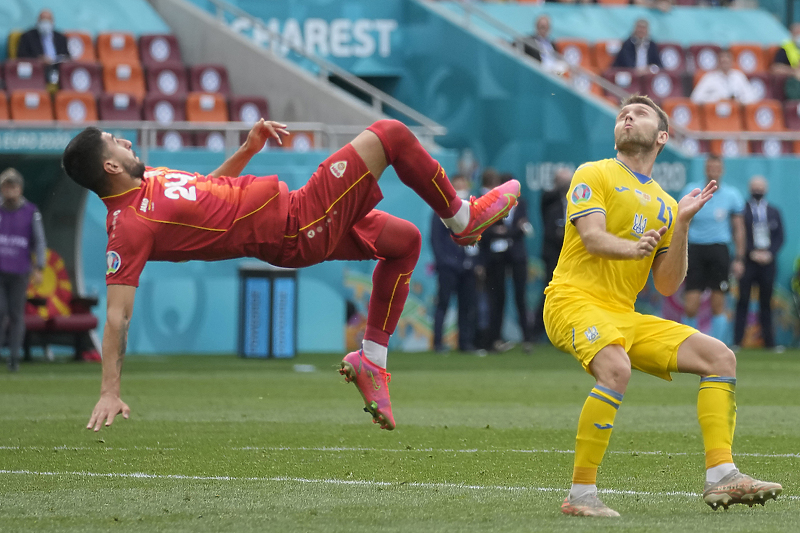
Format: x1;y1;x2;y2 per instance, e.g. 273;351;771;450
350;120;521;245
676;333;782;509
336;214;421;430
561;344;628;518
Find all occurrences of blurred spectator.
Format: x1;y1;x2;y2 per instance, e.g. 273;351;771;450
770;23;800;100
0;169;46;372
681;156;745;344
430;175;479;353
531;167;571;342
480;172;533;352
612;19;663;73
632;0;674;12
691;50;759;104
734;176;784;350
519;15;568;75
17;9;70;86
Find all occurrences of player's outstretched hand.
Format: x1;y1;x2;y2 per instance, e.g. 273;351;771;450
245;119;289;151
678;180;717;223
87;394;130;432
634;226;668;259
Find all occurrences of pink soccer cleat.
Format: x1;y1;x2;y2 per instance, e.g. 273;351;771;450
451;179;521;246
339;350;395;430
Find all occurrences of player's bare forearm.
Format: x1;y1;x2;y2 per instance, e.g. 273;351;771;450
208;143;259;179
99;316;128;397
581;228;638;259
652;220;690;296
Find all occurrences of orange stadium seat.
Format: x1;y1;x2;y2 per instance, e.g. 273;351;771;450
139;34;182;68
97;32;140;66
743;100;784;132
641;71;683;101
65;31;96;61
689;44;722;73
146;64;188;97
730;44;767;75
4;60;47;92
281;131;315;151
658;42;687;74
709;138;748;157
764;45;781;69
0;92;8;121
59;61;103;96
98;93;142;120
186;92;228;122
592;40;623;72
554;39;593;69
189;65;231;98
596;0;629;5
103;62;146;101
55;91;98;123
9;90;53;121
6;31;23;59
701;101;743;131
662;97;702;131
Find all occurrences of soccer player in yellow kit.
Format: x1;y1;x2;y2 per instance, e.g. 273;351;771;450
544;95;782;517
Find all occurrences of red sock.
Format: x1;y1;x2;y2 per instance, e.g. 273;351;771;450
367;119;461;219
364;216;421;346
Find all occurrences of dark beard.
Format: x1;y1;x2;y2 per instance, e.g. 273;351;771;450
125;160;146;179
616;129;658;156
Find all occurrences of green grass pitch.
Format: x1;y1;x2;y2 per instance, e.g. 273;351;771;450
1;346;798;532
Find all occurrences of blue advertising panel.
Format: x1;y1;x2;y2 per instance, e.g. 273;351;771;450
243;277;270;358
272;277;296;358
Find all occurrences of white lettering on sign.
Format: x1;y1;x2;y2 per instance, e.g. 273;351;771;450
231;17;399;59
525;161;687;193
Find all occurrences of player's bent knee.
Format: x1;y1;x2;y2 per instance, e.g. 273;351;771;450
712;346;737;376
590;345;632;389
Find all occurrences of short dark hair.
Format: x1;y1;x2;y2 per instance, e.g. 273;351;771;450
61;127;110;196
620;94;669;154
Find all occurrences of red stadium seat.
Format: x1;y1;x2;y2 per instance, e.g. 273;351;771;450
146;64;188;97
662;97;702;131
0;91;8;121
771;73;790;101
658;42;687;74
97;32;140;67
230;96;269;123
641;71;683;101
65;31;95;61
602;68;641;96
750;139;793;156
688;44;722;73
9;90;53;121
195;131;227;151
59;61;102;96
592;40;623;72
98;93;142;121
709;138;748;157
54;91;98;123
783;100;800;130
554;39;593;69
143;94;186;124
138;34;182;68
747;73;773;101
189;64;231;97
701;101;743;132
730;44;767;74
4;60;47;91
764;45;782;69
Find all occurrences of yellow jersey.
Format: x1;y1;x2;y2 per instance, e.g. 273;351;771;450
544;158;678;311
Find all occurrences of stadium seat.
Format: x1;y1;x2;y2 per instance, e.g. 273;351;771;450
98;93;142;120
771;73;789;101
59;61;102;95
662;97;702;131
743;100;784;132
568;68;604;99
596;0;629;5
6;30;22;59
554;39;593;69
143;94;185;124
195;131;227;152
602;68;641;96
0;91;8;121
65;31;95;61
9;90;53;121
96;32;140;66
641;71;683;101
186;92;228;122
189;65;231;97
658;42;687;74
4;60;47;92
688;44;722;73
103;62;146;101
146;64;188;97
54;91;98;123
782;100;800;130
139;34;182;68
709;138;748;157
592;41;623;73
281;131;315;151
230;96;270;123
701;101;743;131
750;138;792;157
764;45;781;69
730;44;767;74
748;73;773;101
678;137;709;156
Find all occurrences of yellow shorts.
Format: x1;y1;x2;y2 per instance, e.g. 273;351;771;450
544;289;697;381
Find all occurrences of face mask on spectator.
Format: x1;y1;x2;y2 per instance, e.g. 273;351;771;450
37;20;53;34
751;193;764;201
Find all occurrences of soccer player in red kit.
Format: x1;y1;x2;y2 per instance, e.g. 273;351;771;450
61;119;520;432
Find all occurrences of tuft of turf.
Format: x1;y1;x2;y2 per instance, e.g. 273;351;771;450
1;346;798;532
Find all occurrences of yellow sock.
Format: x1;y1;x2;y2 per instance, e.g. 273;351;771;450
697;376;737;469
573;385;623;485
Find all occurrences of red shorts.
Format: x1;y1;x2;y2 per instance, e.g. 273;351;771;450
272;144;388;268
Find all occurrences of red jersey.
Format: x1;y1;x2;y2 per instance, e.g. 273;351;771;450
102;166;289;286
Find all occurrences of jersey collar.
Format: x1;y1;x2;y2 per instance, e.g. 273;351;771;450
100;185;142;209
614;159;652;185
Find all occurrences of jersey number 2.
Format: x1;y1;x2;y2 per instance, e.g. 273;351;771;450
164;173;197;201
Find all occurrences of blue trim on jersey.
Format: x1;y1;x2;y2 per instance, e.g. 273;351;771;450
700;376;737;385
594;385;624;402
569;207;606;222
655;247;669;256
572;328;576;353
589;392;620;409
614;159;652;184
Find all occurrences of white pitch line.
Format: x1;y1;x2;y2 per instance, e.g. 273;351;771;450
0;446;175;451
0;469;795;501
